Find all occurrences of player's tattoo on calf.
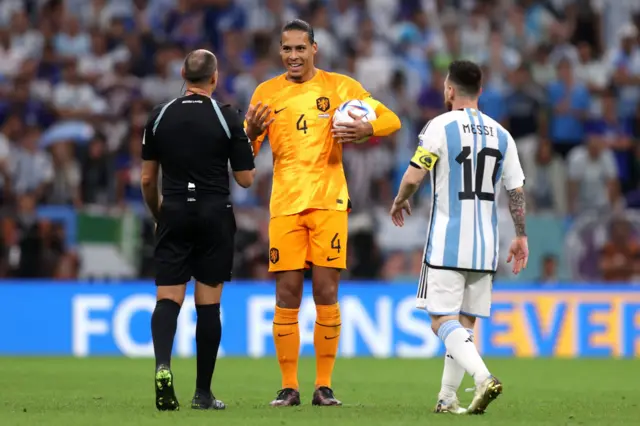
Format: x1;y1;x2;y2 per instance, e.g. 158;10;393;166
507;188;526;237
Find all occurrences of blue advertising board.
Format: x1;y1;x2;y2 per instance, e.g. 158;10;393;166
1;281;639;358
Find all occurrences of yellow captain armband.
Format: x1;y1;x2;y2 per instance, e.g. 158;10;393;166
410;146;438;170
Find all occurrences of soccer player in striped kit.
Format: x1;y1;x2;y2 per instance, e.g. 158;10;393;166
389;60;529;415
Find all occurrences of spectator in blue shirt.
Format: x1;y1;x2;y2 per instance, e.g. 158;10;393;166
548;57;591;158
587;88;634;191
479;67;506;123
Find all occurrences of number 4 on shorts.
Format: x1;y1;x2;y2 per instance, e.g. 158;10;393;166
331;233;341;254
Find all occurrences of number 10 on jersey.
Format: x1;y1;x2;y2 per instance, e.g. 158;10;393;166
456;146;503;202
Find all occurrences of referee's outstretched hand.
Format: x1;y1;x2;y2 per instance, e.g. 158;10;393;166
245;102;274;141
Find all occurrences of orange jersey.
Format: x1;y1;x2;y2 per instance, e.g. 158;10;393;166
248;69;399;218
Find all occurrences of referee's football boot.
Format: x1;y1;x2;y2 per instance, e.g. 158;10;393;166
312;386;342;406
434;397;467;414
467;376;503;415
191;389;226;410
155;365;179;411
270;388;301;407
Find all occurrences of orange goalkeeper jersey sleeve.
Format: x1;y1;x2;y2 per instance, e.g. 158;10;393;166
247;69;399;218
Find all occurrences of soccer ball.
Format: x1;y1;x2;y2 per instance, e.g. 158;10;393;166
332;99;377;144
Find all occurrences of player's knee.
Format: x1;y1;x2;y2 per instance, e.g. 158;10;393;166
156;285;186;306
275;272;303;308
430;322;440;336
276;285;302;308
311;276;338;305
459;314;477;329
429;315;458;336
194;282;223;305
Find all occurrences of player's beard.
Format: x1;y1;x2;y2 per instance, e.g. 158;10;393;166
286;62;305;82
288;72;303;82
445;100;453;111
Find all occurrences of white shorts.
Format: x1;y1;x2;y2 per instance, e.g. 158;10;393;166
416;264;493;318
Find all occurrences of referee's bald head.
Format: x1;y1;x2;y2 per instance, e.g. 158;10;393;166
182;49;218;85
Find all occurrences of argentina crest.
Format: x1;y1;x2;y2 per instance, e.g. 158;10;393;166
316;96;330;112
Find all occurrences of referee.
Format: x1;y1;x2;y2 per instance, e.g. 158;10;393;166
140;49;256;412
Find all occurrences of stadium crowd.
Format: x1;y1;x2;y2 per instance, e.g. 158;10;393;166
0;0;640;283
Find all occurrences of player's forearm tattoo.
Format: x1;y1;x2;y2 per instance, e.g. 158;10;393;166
508;188;526;237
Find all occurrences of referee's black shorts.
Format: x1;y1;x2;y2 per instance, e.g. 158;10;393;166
154;198;236;286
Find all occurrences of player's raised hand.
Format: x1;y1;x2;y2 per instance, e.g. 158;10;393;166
506;236;529;275
390;199;411;227
332;110;373;144
245;102;274;140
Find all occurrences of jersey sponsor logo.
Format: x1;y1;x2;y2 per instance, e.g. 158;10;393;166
269;248;280;264
316;97;330;112
410;146;438;171
274;107;287;114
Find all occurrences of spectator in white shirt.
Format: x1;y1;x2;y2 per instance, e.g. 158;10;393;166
9;9;44;59
0;28;27;79
606;23;640;119
140;48;183;104
52;63;108;120
77;31;115;83
568;132;620;215
574;41;608;94
54;14;90;59
9;126;54;202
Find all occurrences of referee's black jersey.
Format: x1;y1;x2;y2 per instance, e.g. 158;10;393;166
141;93;254;200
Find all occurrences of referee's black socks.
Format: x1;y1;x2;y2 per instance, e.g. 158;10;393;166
195;303;222;393
151;299;181;369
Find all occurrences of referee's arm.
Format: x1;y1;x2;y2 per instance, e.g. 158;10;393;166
141;105;162;222
225;107;256;188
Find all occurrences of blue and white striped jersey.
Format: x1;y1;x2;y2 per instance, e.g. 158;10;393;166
410;108;525;272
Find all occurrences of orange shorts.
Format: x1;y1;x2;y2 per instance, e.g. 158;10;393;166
268;209;348;272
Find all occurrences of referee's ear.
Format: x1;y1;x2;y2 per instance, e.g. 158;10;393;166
211;69;218;87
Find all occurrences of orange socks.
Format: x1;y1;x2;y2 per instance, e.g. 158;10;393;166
314;303;341;388
273;304;341;390
273;306;300;390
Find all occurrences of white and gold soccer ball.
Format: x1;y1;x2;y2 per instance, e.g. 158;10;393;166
332;99;377;144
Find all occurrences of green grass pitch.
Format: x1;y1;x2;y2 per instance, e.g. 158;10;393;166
1;357;638;425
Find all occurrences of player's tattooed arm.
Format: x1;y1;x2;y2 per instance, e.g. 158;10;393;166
508;187;526;237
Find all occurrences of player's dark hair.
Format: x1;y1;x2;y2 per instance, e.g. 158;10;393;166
447;60;483;97
183;50;217;84
281;19;315;45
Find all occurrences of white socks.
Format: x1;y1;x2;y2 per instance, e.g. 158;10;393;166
439;328;474;400
437;320;490;388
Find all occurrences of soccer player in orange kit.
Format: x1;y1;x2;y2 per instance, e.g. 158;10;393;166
244;19;401;407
